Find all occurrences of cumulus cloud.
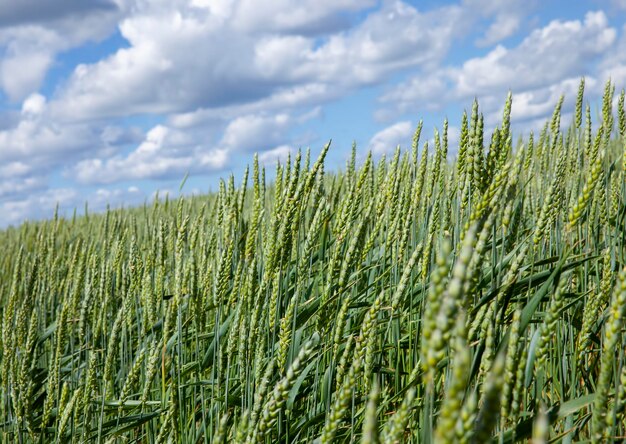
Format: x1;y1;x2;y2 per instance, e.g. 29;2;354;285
72;124;228;184
0;185;145;228
89;186;145;210
229;0;376;35
50;1;464;121
0;176;46;201
477;14;523;47
70;107;319;185
0;0;122;101
1;188;79;227
463;0;536;46
598;24;626;88
0;50;53;101
379;11;618;126
220;113;291;152
0;93;97;164
456;12;615;96
258;145;293;164
1;0;536;198
166;84;333;129
368;121;413;155
0;0;119;27
0;93;143;202
0;93;140;166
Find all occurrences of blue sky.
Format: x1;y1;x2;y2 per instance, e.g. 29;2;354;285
1;0;626;227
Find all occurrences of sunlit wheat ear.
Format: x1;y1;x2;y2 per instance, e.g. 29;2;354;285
535;273;570;369
434;313;470;444
532;404;550;444
473;354;505;443
381;387;416;443
501;306;522;425
575;77;586;130
251;333;319;442
245;359;276;440
361;381;380;444
593;267;626;440
58;387;82;439
213;412;231;444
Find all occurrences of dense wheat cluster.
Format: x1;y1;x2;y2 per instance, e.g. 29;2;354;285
1;78;626;443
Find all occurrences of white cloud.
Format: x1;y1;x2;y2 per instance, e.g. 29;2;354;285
220;113;291;152
463;0;535;46
368;121;413;155
0;94;97;164
0;161;34;178
50;1;464;121
1;50;53;101
477;14;522;46
380;11;618;126
72;124;228;184
90;186;144;209
446;126;461;153
0;185;145;228
0;1;122;101
231;0;376;35
0;93;145;202
457;12;615;96
21;92;47;115
0;93;120;167
0;176;46;201
507;78;594;124
1;188;78;227
166;83;334;129
51;7;260;119
598;24;626;88
258;145;293;164
69;105;322;185
0;1;120;27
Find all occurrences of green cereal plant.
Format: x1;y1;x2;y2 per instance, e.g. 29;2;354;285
434;314;470;444
1;79;626;444
575;78;585;130
593;267;626;440
361;381;380;444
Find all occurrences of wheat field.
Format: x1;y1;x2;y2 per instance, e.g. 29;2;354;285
1;78;626;443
